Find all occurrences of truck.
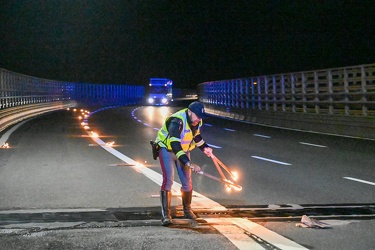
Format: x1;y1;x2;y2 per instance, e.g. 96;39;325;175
147;78;173;105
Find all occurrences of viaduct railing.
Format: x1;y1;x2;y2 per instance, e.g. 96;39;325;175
0;68;144;133
198;64;375;139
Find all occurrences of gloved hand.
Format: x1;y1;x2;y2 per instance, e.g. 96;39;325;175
203;147;213;157
190;163;201;173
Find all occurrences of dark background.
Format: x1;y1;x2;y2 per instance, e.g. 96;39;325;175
1;0;374;88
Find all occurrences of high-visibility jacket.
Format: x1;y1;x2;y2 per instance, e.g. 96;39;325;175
156;109;204;155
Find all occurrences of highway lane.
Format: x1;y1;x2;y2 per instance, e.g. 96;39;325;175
90;105;375;206
1;106;374;249
89;105;375;249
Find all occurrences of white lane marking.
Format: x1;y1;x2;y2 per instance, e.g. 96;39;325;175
206;218;307;250
209;223;263;249
224;128;236;132
299;142;327;148
207;143;222;149
85;128;225;211
343;177;375;186
86;112;306;249
0;120;28;145
254;134;271;139
204;123;213;126
251;156;292;166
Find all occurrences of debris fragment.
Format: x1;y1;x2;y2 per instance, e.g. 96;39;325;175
296;215;331;228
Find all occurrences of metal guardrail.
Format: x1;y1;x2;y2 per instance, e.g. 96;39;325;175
0;101;76;133
0;68;144;133
198;64;375;117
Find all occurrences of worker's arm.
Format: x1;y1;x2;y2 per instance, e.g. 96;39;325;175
168;118;190;166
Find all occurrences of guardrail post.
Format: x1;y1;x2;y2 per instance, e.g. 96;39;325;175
257;77;262;110
264;76;269;111
361;66;368;116
343;68;350;115
327;70;334;115
245;79;249;109
273;75;278;111
314;71;320;114
301;73;307;113
291;73;296;112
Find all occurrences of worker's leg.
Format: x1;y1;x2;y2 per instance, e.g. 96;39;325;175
176;152;197;220
159;148;175;226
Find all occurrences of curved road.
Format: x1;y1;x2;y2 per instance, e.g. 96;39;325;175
0;105;374;249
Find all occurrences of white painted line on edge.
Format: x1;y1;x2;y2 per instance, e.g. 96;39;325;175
87;111;306;249
251;156;292;166
343;177;375;186
224;128;236;132
299;142;327;148
86;128;225;211
206;217;307;250
0;120;29;145
254;134;271;139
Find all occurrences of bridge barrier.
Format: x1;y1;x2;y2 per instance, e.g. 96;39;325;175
0;101;76;133
0;68;144;134
198;64;375;139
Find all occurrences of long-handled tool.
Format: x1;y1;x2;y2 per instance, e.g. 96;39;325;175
211;153;238;182
190;153;242;191
195;170;242;190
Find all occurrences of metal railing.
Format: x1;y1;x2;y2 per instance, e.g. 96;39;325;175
0;68;144;133
198;64;375;117
0;68;144;109
0;69;73;109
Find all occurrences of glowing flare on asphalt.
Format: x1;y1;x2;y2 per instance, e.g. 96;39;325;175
231;171;238;181
91;132;99;138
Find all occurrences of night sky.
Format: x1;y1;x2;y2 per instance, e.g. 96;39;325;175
1;1;374;88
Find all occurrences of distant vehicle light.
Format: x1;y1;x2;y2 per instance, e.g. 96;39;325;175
161;98;168;104
148;98;154;104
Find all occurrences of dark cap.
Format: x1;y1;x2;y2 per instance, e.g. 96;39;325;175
188;101;208;119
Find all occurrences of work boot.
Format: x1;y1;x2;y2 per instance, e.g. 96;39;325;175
181;190;197;220
160;190;172;226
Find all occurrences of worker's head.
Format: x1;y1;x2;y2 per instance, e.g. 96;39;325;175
188;101;208;126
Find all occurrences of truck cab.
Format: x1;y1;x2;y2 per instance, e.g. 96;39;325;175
147;78;173;105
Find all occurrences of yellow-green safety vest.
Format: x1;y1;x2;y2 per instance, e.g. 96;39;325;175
156;109;204;153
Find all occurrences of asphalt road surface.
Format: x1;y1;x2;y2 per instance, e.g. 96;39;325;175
0;105;374;249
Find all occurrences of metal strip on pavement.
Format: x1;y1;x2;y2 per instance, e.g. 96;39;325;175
86;113;308;250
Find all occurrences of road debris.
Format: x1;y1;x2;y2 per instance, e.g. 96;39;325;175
296;215;331;228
